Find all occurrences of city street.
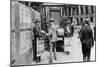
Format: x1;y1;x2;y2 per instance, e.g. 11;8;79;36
31;28;95;64
11;1;96;66
12;28;95;66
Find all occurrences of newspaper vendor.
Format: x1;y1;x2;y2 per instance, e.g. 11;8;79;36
32;19;42;62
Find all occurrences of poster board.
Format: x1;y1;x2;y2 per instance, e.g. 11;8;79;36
37;39;45;56
64;38;71;52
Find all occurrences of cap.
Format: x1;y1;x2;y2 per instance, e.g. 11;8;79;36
33;19;41;23
49;18;55;22
85;18;89;25
85;18;89;21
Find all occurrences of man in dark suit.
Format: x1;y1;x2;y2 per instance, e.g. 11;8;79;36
80;19;94;62
32;19;42;62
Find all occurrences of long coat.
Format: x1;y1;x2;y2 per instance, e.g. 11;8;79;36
48;23;57;42
33;25;42;40
80;24;94;48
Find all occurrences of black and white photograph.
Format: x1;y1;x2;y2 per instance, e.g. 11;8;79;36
10;0;96;66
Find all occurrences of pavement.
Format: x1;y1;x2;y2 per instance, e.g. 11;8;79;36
12;28;95;66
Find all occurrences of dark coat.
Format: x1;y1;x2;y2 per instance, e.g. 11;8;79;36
32;25;42;59
33;25;42;40
80;24;94;48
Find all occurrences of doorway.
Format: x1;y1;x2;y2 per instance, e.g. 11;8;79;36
49;8;64;52
49;8;61;26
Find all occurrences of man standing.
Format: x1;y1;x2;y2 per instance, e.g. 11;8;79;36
80;19;94;62
71;17;77;36
32;19;42;62
46;18;57;63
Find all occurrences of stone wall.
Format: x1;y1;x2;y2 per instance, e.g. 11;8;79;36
11;1;41;65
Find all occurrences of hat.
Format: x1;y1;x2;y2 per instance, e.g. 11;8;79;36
85;18;89;21
85;19;89;25
49;18;55;22
33;19;41;23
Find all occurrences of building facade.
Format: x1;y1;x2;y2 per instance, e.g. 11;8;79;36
40;3;96;32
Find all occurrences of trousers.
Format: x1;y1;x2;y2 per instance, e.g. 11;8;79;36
82;44;91;61
32;40;37;61
49;41;57;63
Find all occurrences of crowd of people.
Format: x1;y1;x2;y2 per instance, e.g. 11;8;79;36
31;17;95;63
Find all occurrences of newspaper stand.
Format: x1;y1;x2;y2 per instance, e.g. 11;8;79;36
64;37;71;54
36;38;45;61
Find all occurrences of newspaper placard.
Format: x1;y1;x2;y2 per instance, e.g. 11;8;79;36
37;39;44;56
64;37;71;52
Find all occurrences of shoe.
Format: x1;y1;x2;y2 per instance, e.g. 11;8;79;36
49;60;52;63
33;58;35;61
54;57;57;60
39;56;41;62
83;57;86;62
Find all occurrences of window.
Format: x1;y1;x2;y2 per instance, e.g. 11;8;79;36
62;6;72;16
69;7;71;16
90;17;93;22
91;6;94;14
77;7;79;15
81;6;83;15
80;18;83;22
86;6;88;14
72;8;75;15
65;7;68;16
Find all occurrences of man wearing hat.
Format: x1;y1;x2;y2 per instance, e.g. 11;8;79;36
46;18;57;63
80;18;94;62
32;19;42;62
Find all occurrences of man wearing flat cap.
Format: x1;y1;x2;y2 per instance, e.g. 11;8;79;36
32;19;42;62
46;18;57;63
